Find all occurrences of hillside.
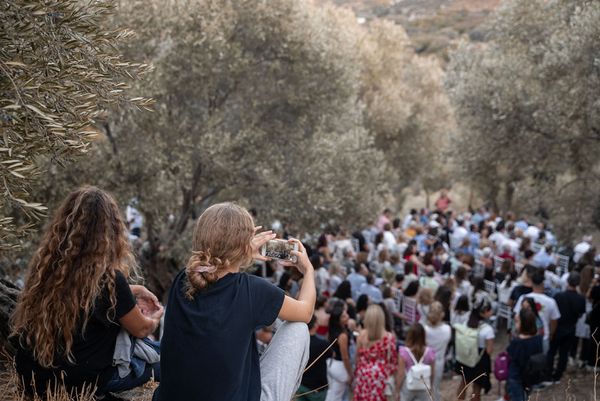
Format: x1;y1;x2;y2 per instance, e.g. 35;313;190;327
319;0;501;62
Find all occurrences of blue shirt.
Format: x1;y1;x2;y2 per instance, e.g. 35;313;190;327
154;270;285;401
347;272;367;301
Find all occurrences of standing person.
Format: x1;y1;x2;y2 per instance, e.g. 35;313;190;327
378;209;393;232
325;300;353;401
348;264;369;301
545;272;586;384
514;270;561;352
354;305;397;401
435;190;452;213
154;203;315;401
126;197;143;238
12;187;163;399
454;299;495;401
360;274;383;304
394;324;436;401
297;316;332;401
506;308;544;401
425;302;452;401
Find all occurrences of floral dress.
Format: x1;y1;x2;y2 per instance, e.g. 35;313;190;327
354;333;398;401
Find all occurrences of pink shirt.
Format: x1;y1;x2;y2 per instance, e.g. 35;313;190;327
399;346;436;369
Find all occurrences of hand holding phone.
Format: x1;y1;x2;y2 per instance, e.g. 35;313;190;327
259;239;298;263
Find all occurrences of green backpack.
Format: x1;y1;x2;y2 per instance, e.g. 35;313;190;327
454;323;485;368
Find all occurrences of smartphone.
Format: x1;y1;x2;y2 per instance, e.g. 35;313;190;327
260;239;298;263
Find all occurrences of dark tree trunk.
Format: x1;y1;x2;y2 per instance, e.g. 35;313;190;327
0;279;19;354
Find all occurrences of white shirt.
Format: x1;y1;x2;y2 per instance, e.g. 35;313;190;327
383;231;397;252
498;279;517;304
451;226;469;250
478;324;495;348
514;292;561;340
573;241;591;263
502;238;520;257
425;323;452;362
524;225;540;241
126;205;143;230
489;231;506;250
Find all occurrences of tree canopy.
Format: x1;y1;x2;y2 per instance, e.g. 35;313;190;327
446;0;600;238
0;0;150;249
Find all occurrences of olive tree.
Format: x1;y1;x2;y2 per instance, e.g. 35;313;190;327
446;0;600;238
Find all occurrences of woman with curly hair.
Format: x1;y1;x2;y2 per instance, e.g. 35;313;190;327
154;202;315;401
12;186;164;399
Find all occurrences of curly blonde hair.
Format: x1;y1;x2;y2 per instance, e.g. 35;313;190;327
11;186;137;368
185;202;254;299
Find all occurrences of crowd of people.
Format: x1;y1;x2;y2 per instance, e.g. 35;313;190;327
7;186;600;401
259;199;600;401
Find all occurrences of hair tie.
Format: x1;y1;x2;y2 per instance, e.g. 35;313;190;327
189;265;217;274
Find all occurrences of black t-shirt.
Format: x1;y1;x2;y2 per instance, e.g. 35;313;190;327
507;335;543;380
301;335;332;390
510;285;532;304
154;270;285;401
554;290;586;328
15;271;136;395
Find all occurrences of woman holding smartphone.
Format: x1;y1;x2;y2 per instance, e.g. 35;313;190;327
154;202;315;401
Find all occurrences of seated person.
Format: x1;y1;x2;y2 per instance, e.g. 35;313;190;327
12;187;163;398
153;202;315;401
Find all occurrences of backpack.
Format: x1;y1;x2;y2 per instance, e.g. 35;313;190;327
494;351;510;381
453;323;485;368
404;347;432;391
522;352;547;388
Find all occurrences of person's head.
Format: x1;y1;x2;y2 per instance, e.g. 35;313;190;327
359;263;369;276
356;294;370;313
317;233;328;248
378;248;390;263
404;280;420;297
328;299;349;342
405;261;415;276
455;266;467;283
423;252;434;266
434;285;452;311
333;280;352;300
427;301;445;326
383;223;392;232
501;259;513;274
418;288;433;306
565;271;580;290
316;295;328;310
405;323;427;360
524;249;534;260
531;269;545;290
278;272;293;291
185;202;254;298
329;262;342;277
308;315;318;334
424;265;435;278
12;186;137;368
383;208;392;218
395;273;405;287
366;273;375;285
467;298;493;328
521;297;540;318
382;286;393;299
517;308;538;336
454;294;470;313
364;304;386;342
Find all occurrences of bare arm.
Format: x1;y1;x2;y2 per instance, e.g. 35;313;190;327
339;332;353;383
485;338;494;356
394;354;406;400
119;304;163;339
278;239;316;323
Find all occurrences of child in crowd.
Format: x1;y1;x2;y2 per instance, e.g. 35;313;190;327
507;309;543;401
